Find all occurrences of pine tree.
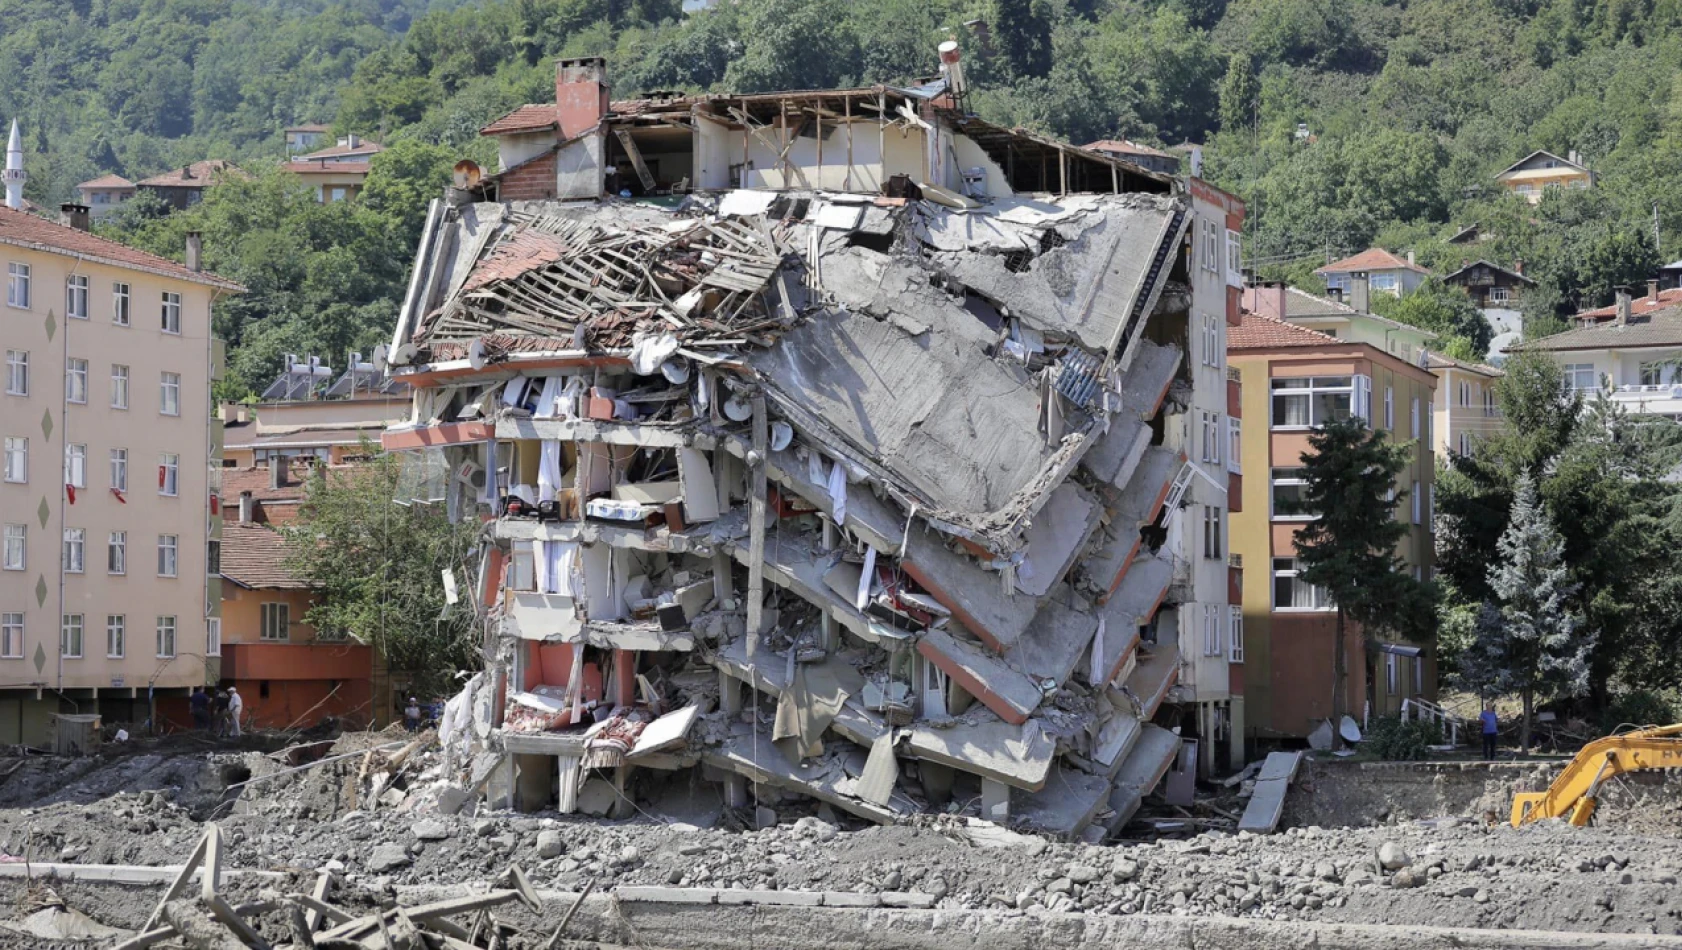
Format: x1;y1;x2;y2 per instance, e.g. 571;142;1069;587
1459;473;1593;752
1217;53;1257;135
1289;417;1432;731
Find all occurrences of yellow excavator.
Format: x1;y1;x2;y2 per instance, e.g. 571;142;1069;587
1511;723;1682;827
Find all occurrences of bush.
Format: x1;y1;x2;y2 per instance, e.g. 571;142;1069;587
1363;716;1444;761
1600;690;1678;734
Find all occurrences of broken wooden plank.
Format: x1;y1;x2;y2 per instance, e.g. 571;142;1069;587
145;827;210;930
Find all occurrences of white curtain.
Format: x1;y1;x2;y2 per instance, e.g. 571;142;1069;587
537;440;563;503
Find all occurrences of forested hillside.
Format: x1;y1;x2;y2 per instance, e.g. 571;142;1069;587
8;0;1682;388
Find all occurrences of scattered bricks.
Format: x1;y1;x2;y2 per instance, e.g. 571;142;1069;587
879;892;937;909
716;889;824;907
822;892;882;908
615;887;718;904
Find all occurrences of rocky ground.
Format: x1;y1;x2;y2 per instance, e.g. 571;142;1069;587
0;735;1679;945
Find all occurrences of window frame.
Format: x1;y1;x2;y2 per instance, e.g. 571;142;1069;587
6;262;30;309
1412;479;1422;525
4;349;26;396
106;614;125;658
64;443;85;489
1225;229;1243;287
62;527;85;574
1562;363;1598;392
1489;286;1511;305
108;530;125;575
1227;416;1242;474
0;612;21;658
1270;375;1359;430
1272;557;1333;612
206;617;221;657
2;523;23;571
159;453;180;497
1270;467;1315;521
260;602;291;642
1202;505;1224;560
1228;607;1245;663
110;448;127;492
110;364;129;410
157;534;178;578
112;282;130;326
66;357;88;405
65;275;88;320
161;291;182;335
60;613;83;659
160;372;181;416
155;616;176;658
2;437;25;484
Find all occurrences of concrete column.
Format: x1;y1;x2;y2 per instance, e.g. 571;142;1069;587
981;778;1010;823
718;669;748;807
514;754;552;812
609;765;633;819
1199;703;1217;778
1229;696;1247;770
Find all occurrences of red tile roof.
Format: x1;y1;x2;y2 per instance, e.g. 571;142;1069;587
1229;310;1344;349
135;160;244;189
1577;287;1682;321
77;174;134;190
220;523;310;590
459;228;573;293
282;160;374;176
1083;139;1170;159
1314;248;1429;275
221;466;309;503
0;206;242;290
481;104;559;136
286;123;331;133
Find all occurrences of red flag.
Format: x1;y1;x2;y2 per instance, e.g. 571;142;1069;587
65;484;76;504
110;488;126;505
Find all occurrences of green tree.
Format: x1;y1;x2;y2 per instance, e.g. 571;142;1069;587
1460;473;1592;750
1287;417;1434;729
1372;276;1493;358
1217;53;1257;135
991;0;1054;79
284;452;481;697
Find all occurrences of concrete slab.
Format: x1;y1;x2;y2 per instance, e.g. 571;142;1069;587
904;715;1055;791
1117;339;1182;418
915;628;1042;724
1123;642;1180;719
724;529;908;647
1110;447;1181;531
1239;751;1303;834
1106;723;1180;830
495;416;715;448
1015;483;1101;597
821;892;881;907
879;892;937;909
1004;596;1099;687
1080;416;1151;494
700;724;917;824
1255;749;1303;784
711;638;887;749
716;889;824;907
1091;704;1143;777
1013;765;1113;839
615;887;718;904
902;529;1037;652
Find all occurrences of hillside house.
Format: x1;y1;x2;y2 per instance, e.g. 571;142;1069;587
1314;248;1429;301
1495;150;1593;204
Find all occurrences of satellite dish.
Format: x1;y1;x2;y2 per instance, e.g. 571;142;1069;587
1339;715;1362;743
453;160;483;189
392;342;419;366
723;394;753;422
770;421;793;452
660;359;690;385
372;344;389;373
468;338;488;371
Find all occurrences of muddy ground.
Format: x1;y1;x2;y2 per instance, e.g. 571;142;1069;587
0;734;1678;946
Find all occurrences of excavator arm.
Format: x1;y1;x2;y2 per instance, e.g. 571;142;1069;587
1511;724;1682;827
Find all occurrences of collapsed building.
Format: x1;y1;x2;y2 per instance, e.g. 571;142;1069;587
381;53;1248;840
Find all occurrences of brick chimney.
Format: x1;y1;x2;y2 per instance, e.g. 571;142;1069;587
1513;259;1523;276
238;490;254;524
1242;281;1288;321
60;203;89;231
185;231;202;273
1350;272;1370;315
1649;278;1660;304
269;455;289;491
556;57;609;139
1616;289;1632;326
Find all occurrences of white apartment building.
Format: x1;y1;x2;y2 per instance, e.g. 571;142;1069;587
0;151;241;743
1519;291;1682;419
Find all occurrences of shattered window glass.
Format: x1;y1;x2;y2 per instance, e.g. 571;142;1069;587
393;447;450;506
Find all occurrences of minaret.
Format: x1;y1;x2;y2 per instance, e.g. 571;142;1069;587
3;121;24;211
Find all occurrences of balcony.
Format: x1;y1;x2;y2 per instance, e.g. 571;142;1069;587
1611;384;1682;415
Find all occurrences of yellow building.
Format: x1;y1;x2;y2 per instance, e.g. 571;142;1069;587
0;203;243;743
1428;354;1503;459
1495;150;1593;204
1227;310;1438;741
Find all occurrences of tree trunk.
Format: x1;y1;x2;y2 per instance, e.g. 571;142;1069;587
1521;689;1533;755
1331;607;1347;736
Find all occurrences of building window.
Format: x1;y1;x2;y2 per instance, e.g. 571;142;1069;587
1203;506;1223;559
1371;273;1400;296
1489;286;1510;305
161;292;181;334
65;275;88;320
4;350;26;396
113;283;130;326
60;614;83;658
0;613;20;658
108;531;125;574
260;602;290;641
1641;363;1668;387
106;615;124;658
1202;220;1219;272
1201;411;1222;464
1426;400;1433;444
1273;557;1332;611
1270;376;1357;429
1201;313;1221;367
62;528;84;573
1459;433;1472;457
157;534;178;577
1226;229;1243;285
1484;388;1496;417
1229;607;1245;663
66;357;87;404
7;262;29;308
1386;653;1398;695
155;616;176;658
110;448;127;492
2;437;24;483
206;539;220;575
64;443;85;489
1227;416;1242;473
206;617;221;657
1202;604;1223;656
1412;480;1422;525
1271;467;1313;519
1411;397;1420;439
1562;363;1597;392
159;453;179;496
1459;380;1470;408
2;524;23;571
110;364;129;409
1383;386;1393;430
160;372;180;416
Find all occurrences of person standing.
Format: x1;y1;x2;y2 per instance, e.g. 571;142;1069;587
189;687;210;731
227;687;244;737
213;690;230;737
1480;704;1499;759
404;697;422;732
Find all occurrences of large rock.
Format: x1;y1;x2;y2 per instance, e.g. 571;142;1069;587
413;820;450;841
367;844;410;872
537;830;566;859
1376;842;1412;871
